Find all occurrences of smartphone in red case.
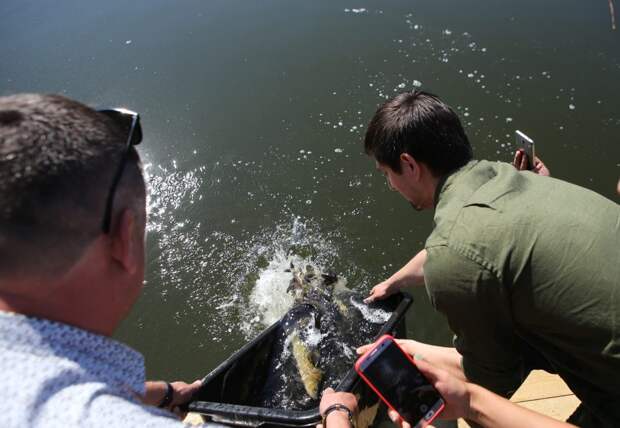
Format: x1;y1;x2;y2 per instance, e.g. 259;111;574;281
355;335;444;428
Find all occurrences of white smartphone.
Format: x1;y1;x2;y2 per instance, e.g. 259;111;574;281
515;130;535;171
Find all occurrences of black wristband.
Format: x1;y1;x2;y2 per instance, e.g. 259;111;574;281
321;403;354;428
157;382;174;408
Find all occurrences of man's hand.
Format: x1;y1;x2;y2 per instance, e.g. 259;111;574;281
364;280;397;304
382;358;471;428
355;342;470;427
169;380;203;418
169;380;202;408
144;379;202;418
316;388;357;428
513;149;550;176
357;339;466;382
386;407;413;428
364;250;428;304
413;358;471;420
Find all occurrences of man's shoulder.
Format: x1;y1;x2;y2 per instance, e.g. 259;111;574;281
0;312;169;428
427;161;508;248
82;393;186;427
426;160;534;269
0;375;187;428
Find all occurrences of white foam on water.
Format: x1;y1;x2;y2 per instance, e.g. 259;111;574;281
302;315;325;347
249;251;299;326
276;332;295;368
344;8;367;14
349;297;392;324
339;342;357;360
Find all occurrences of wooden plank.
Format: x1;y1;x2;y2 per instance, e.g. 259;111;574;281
457;371;579;427
511;370;574;402
517;395;580;420
184;412;205;425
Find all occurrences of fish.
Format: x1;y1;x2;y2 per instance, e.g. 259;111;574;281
291;330;323;399
332;296;350;318
256;262;394;411
256;303;323;409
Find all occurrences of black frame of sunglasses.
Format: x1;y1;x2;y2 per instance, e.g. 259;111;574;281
98;108;143;234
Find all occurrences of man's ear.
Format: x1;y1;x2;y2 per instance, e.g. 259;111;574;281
110;209;138;275
399;153;420;179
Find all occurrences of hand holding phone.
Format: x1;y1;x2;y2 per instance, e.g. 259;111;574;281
515;130;535;171
355;335;444;428
513;131;551;176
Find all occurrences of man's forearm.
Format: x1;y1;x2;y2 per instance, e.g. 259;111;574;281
143;379;202;411
467;383;576;428
143;381;169;406
386;249;427;289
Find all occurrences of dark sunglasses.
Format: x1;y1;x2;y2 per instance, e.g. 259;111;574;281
98;108;143;233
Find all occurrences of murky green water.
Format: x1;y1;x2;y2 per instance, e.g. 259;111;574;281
2;1;619;382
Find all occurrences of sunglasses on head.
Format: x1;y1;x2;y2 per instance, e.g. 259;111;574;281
97;108;143;234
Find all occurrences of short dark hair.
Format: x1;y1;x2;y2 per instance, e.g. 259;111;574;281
364;90;473;176
0;94;145;278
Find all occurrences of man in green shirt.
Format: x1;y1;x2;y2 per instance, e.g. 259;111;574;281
362;90;620;427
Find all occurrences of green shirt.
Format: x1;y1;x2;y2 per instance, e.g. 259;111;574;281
424;160;620;425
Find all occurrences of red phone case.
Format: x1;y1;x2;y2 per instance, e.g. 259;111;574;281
354;335;444;428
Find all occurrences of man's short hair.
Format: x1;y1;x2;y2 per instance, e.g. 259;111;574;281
364;90;473;176
0;94;145;278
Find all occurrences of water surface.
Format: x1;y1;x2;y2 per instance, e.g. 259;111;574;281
1;0;619;381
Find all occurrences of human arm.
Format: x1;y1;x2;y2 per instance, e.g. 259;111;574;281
465;382;576;428
316;388;358;428
143;380;202;414
384;358;575;428
364;249;427;303
513;149;550;176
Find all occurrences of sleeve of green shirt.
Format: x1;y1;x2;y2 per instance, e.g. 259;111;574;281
424;244;524;397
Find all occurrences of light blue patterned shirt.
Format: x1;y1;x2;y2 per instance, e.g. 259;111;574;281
0;311;205;427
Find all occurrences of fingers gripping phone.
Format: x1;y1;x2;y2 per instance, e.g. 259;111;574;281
355;335;444;428
515;130;535;171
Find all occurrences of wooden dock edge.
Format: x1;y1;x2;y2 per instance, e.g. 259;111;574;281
457;370;580;427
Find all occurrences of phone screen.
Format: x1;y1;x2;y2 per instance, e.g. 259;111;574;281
358;338;443;425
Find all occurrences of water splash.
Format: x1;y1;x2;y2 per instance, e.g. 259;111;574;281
144;161;356;346
350;296;392;324
248;251;299;327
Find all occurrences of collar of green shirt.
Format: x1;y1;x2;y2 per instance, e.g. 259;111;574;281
433;160;480;208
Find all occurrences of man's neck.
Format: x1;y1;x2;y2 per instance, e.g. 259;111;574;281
0;244;123;337
0;291;116;337
433;174;450;207
422;172;441;210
